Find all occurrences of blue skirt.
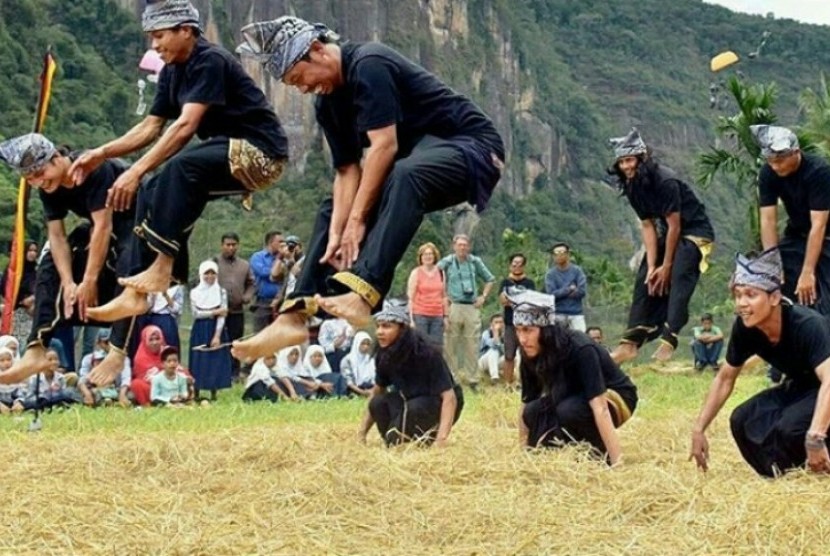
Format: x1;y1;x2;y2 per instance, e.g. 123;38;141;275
188;318;232;391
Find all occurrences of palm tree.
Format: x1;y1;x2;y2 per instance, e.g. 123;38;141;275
799;72;830;161
696;75;780;247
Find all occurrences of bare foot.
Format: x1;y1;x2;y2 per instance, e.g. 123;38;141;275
0;344;51;384
86;287;150;322
652;342;675;362
88;350;127;388
231;312;309;362
610;342;639;365
117;254;174;294
0;403;9;415
315;292;372;328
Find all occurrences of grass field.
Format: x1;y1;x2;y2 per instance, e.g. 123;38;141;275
1;363;828;555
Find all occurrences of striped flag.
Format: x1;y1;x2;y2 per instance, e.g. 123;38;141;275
1;49;57;334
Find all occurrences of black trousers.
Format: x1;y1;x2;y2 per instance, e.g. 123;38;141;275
224;312;245;375
28;224;135;351
137;138;249;261
779;235;830;317
291;135;470;305
369;386;464;446
622;238;703;348
522;393;636;457
730;381;825;478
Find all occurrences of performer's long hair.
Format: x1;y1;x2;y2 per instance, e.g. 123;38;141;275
375;325;442;371
520;323;574;404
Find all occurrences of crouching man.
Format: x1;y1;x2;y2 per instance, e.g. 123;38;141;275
690;248;830;477
357;301;463;447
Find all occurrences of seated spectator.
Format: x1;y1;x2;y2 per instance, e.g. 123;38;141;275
301;345;348;399
341;332;376;397
242;353;297;402
318;317;354;375
478;314;505;384
131;285;184;358
150;347;191;407
0;347;25;414
23;348;77;410
691;313;724;371
130;325;167;406
78;345;132;408
0;335;20;361
276;346;314;399
586;326;604;345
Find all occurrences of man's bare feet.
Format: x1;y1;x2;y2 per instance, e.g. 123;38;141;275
652;342;675;362
86;287;150;322
231;312;309;362
315;292;372;328
610;342;639;365
117;254;174;294
0;344;51;384
88;350;127;388
0;403;9;415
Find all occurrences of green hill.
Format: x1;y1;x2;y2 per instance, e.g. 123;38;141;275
2;0;829;329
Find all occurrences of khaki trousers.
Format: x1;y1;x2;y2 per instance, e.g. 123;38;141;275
445;303;481;384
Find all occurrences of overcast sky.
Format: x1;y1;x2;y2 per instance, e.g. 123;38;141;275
704;0;830;26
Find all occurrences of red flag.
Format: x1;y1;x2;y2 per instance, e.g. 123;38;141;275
1;50;57;334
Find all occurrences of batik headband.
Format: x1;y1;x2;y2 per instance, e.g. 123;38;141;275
730;247;782;292
749;124;799;158
141;0;201;33
374;299;409;325
506;288;556;327
0;133;57;175
609;127;648;159
237;16;338;80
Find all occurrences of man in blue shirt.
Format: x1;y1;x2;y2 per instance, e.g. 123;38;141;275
249;231;288;333
544;242;588;332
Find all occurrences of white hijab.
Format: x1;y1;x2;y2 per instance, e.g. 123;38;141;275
276;345;304;379
190;260;222;309
302;344;332;379
0;335;21;361
344;331;375;385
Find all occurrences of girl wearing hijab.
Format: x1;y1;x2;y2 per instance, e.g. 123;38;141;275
276;346;312;399
301;345;347;399
243;352;300;402
0;347;26;413
340;331;376;397
131;325;166;405
189;260;232;402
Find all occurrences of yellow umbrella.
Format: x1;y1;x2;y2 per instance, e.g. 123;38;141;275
710;51;739;72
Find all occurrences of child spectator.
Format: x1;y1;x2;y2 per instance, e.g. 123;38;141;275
243;353;297;402
131;325;167;406
340;331;376;397
24;348;77;410
301;345;347;399
150;347;190;407
276;346;314;399
478;314;505;384
0;347;25;413
78;347;132;408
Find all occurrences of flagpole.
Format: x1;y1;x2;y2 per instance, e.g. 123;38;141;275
1;48;57;335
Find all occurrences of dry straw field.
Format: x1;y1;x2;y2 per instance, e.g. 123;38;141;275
1;366;829;555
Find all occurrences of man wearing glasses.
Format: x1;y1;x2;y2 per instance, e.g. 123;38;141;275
544;242;588;333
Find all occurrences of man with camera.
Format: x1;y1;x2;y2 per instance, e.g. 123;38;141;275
250;231;289;333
